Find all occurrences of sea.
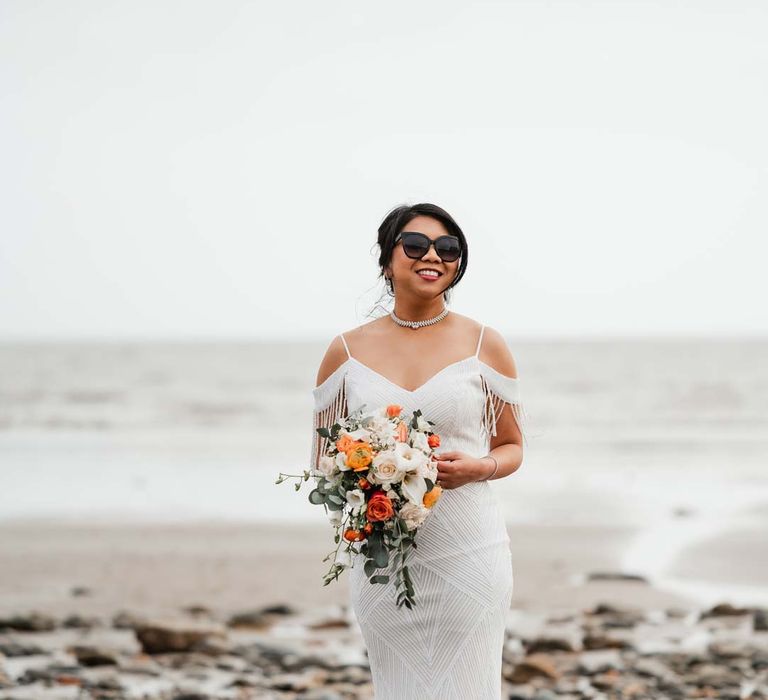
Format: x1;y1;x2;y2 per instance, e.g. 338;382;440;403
1;338;766;605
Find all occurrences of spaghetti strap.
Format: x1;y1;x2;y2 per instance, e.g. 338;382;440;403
339;333;352;359
474;324;485;357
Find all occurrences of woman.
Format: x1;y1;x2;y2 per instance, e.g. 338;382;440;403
311;202;527;699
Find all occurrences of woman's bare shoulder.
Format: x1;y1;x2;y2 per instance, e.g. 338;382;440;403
477;324;519;378
315;335;349;388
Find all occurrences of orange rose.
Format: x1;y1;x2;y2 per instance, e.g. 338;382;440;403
363;522;374;535
427;433;441;448
423;484;443;509
366;490;395;522
397;420;409;442
346;441;373;472
336;434;354;453
386;404;402;418
358;477;372;490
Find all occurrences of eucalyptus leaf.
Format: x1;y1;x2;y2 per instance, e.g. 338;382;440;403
308;489;325;505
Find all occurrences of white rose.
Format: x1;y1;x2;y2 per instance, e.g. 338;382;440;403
317;455;337;479
399;501;430;529
369;450;406;485
346;488;366;515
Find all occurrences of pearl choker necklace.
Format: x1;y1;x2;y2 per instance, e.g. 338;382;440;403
390;306;449;329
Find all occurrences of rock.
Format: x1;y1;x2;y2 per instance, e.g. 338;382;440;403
708;640;757;659
0;641;47;657
585;602;645;628
0;612;57;632
699;602;751;619
307;615;349;630
591;668;621;690
112;610;146;629
583;633;632;650
634;657;680;684
226;610;272;628
134;619;228;655
507;653;560;682
297;690;344;700
753;608;768;631
576;649;624;674
587;571;649;583
259;603;296;616
69;644;119;667
181;604;214;617
62;613;101;629
526;635;578;653
70;585;92;597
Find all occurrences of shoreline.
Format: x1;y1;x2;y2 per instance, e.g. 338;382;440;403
0;516;716;619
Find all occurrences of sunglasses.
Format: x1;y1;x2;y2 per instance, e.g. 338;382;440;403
394;231;462;263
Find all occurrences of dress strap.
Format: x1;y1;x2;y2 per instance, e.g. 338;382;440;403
339;333;352;359
474;324;485;357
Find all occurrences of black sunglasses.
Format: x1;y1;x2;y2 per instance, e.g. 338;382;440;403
394;231;462;263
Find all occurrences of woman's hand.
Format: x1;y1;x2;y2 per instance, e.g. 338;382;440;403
433;451;493;489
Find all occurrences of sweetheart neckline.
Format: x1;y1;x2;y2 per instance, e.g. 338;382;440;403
312;354;520;400
348;354;479;394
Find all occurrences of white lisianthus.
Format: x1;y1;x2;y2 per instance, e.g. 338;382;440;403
401;471;428;506
335;451;350;471
346;488;366;515
317;455;337;479
416;415;432;433
328;508;343;526
399;501;430;529
334;547;352;568
369;450;406;486
394;442;428;473
411;430;431;454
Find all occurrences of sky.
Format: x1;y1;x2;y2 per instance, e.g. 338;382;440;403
1;0;766;340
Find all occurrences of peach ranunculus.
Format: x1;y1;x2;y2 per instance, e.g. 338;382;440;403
345;441;373;472
336;434;354;453
386;404;403;418
397;420;409;442
427;433;441;448
423;484;443;509
366;490;395;521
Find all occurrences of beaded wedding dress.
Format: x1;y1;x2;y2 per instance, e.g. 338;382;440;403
311;325;527;700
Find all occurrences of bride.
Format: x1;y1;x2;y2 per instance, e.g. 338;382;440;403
311;202;527;699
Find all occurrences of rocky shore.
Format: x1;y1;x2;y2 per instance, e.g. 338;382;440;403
1;599;767;699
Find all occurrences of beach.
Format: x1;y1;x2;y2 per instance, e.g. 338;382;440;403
1;338;767;697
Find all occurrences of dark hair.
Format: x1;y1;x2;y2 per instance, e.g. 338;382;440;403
374;202;469;306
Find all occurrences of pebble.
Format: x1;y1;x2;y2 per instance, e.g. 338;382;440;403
0;600;765;699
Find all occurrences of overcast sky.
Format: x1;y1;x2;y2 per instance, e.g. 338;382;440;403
1;1;765;340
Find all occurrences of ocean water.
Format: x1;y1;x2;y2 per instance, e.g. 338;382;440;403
1;338;767;604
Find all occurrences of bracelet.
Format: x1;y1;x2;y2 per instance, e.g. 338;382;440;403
480;454;499;481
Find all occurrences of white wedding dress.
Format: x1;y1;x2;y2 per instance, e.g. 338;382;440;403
311;325;527;700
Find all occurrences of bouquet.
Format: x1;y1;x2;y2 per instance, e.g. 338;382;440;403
276;403;443;609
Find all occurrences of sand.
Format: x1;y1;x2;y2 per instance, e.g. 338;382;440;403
0;517;700;622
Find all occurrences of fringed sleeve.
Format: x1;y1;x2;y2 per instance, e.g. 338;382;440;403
310;364;349;470
478;361;529;448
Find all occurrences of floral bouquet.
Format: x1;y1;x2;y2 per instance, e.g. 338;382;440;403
275;403;443;609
